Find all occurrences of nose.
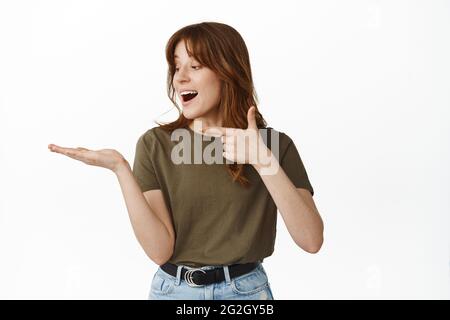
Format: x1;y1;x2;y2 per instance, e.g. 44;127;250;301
174;65;190;84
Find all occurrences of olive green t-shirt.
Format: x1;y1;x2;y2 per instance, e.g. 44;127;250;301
132;125;314;267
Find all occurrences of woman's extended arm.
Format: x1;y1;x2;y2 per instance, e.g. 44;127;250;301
48;144;174;265
114;159;175;264
115;159;175;265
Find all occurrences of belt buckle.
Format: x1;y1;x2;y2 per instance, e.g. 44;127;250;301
184;268;207;287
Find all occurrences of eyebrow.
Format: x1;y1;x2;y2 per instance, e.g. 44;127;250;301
174;54;194;61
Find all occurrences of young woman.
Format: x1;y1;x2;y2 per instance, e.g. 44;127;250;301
48;22;324;300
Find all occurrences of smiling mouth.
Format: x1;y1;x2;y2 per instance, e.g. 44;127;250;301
181;92;198;102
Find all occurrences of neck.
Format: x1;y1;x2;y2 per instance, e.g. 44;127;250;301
189;115;223;132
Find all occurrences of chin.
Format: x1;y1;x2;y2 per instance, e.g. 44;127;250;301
182;103;217;120
182;110;200;120
183;106;206;118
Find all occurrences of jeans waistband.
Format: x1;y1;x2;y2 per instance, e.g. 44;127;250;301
159;262;261;287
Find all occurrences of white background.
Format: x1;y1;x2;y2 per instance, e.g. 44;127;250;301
0;0;449;299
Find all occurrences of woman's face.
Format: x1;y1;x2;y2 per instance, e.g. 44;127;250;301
173;40;222;123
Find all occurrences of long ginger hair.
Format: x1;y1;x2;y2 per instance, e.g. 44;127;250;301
156;22;268;187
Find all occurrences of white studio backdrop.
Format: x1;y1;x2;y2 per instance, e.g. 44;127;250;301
0;0;449;299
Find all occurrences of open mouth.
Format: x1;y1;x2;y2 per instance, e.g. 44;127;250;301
180;91;198;103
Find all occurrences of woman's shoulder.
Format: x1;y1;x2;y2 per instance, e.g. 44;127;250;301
261;127;299;163
261;126;292;145
138;126;172;144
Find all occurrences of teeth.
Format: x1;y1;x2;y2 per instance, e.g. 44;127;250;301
180;90;198;96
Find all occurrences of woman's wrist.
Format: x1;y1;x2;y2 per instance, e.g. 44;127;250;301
113;158;131;175
251;149;280;175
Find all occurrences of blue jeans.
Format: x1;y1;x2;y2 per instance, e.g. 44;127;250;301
148;262;275;300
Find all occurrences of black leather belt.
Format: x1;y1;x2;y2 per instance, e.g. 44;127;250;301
160;262;259;287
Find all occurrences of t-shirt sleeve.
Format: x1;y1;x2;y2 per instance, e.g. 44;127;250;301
132;132;161;192
280;135;314;196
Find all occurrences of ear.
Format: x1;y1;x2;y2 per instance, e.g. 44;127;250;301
247;106;257;130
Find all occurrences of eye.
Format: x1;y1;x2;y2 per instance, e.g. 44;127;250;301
174;65;200;72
